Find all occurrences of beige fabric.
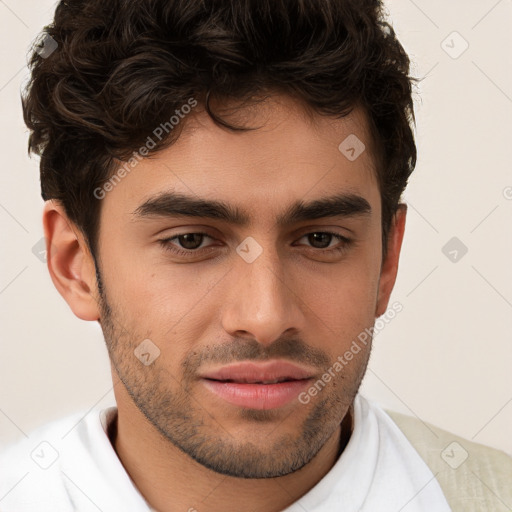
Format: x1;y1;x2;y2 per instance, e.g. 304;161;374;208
385;409;512;512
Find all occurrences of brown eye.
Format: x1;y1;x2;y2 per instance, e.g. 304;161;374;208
297;232;351;252
306;232;334;249
159;232;215;256
176;233;206;250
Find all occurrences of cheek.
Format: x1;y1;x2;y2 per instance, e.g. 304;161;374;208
296;252;381;353
100;233;202;310
305;236;381;305
313;274;378;340
105;261;224;347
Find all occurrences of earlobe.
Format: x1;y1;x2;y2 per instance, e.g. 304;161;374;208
375;204;407;317
43;200;101;321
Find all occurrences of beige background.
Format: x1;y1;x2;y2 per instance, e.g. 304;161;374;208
0;0;511;457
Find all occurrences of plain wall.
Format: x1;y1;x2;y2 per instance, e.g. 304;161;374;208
0;0;511;456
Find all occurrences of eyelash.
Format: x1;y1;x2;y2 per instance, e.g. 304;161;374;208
158;231;353;258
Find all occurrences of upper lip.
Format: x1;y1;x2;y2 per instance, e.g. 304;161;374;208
199;360;315;384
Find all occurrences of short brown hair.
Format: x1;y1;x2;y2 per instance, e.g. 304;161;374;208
23;0;416;258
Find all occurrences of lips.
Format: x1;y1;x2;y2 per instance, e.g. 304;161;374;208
199;360;315;410
199;360;314;383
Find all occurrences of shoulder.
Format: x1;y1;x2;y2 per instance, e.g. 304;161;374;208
0;410;94;511
384;408;512;512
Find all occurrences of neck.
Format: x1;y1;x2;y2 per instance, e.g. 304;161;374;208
110;393;353;512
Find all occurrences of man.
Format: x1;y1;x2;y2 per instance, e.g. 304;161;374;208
1;0;510;511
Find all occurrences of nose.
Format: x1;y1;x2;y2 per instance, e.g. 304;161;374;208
221;241;306;346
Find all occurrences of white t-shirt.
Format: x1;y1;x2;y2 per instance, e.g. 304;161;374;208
0;394;451;511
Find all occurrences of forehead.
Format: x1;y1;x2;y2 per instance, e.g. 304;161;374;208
102;94;380;224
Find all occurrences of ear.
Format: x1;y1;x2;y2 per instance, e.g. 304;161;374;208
375;204;407;317
42;200;101;321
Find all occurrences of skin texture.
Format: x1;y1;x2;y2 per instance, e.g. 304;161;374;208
43;94;406;512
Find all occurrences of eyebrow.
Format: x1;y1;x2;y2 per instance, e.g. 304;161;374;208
132;190;371;226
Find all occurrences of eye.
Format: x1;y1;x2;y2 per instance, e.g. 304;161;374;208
295;232;352;254
159;232;215;256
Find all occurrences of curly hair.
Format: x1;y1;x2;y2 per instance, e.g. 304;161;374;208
22;0;416;259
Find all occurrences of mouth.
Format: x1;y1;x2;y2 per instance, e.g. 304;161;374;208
204;377;299;384
199;360;315;382
199;360;315;410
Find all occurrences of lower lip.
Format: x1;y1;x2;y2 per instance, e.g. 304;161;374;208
201;379;312;410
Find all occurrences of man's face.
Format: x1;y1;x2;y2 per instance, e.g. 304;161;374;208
95;95;386;478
